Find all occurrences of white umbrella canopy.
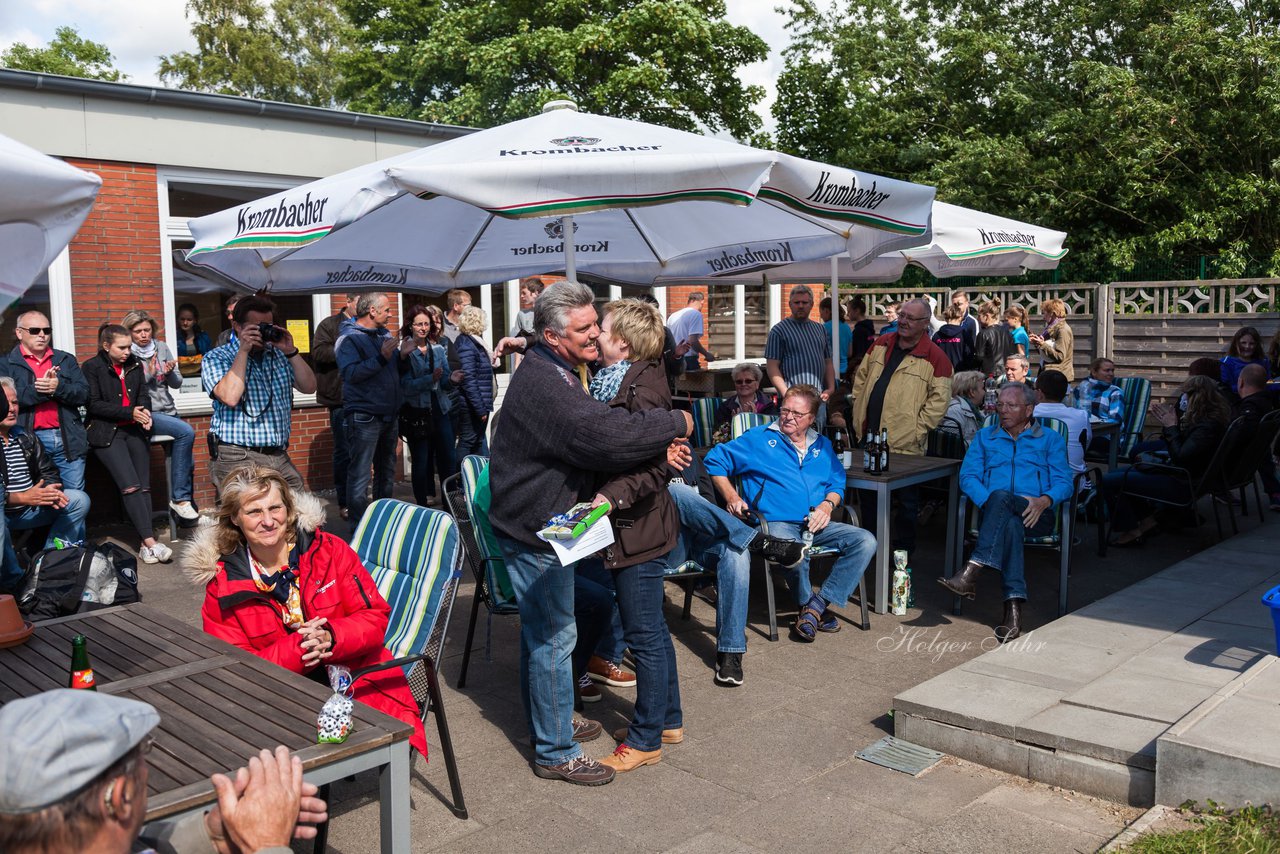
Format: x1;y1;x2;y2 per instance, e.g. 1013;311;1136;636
0;133;101;302
181;104;935;293
655;200;1068;286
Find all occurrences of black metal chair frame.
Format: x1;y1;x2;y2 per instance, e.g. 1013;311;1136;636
442;472;519;691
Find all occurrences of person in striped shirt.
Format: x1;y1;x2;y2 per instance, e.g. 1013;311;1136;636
765;286;834;427
0;377;89;591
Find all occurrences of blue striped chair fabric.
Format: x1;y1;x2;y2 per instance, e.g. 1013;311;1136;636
350;498;463;665
691;397;720;448
1116;376;1152;458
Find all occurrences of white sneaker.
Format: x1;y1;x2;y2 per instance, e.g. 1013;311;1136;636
140;543;173;564
169;500;200;522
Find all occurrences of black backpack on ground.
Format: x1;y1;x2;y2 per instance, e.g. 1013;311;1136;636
17;542;141;620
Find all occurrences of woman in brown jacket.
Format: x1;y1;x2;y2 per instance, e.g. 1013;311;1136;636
1029;298;1075;381
586;299;683;774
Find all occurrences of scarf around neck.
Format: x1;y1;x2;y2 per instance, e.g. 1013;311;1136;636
589;360;631;402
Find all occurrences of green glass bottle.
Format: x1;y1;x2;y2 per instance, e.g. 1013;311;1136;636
70;634;97;690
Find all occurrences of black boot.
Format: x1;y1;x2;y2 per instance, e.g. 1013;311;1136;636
747;532;806;568
996;598;1025;643
938;560;983;599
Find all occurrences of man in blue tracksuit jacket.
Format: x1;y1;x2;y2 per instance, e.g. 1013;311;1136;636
336;292;407;527
944;381;1073;642
705;384;876;645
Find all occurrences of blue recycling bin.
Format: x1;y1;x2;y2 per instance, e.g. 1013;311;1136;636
1263;584;1280;656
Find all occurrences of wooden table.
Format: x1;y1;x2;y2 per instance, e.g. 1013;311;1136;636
844;455;964;614
0;604;414;853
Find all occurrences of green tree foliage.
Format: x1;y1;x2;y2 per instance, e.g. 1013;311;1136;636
1;26;125;81
158;0;351;107
775;0;1280;277
338;0;769;138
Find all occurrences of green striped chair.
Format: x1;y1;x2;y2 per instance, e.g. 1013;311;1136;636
690;396;721;448
348;498;467;819
728;412;869;640
1115;376;1152;460
449;455;519;690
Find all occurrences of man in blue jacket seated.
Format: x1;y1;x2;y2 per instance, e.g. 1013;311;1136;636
705;384;876;647
942;381;1073;642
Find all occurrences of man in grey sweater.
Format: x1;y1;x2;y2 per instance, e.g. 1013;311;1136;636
490;282;693;786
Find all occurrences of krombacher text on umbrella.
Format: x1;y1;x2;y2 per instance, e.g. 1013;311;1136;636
235;192;329;235
323;265;409;285
511;241;610;256
499;144;664;156
805;172;891;210
977;227;1037;247
705;241;795;273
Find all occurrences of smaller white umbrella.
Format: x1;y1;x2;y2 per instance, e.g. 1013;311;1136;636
0;133;102;301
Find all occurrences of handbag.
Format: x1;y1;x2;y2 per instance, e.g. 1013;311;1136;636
399;405;432;441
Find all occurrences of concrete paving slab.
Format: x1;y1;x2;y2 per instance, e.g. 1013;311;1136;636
661;831;770;854
1143;559;1279;591
1203;592;1280;630
1015;705;1167;769
442;801;654;854
1098;575;1244;612
894;670;1066;739
886;800;1114;854
813;755;1003;823
973;781;1140;838
1061;669;1216;724
959;634;1130;692
1118;630;1270;688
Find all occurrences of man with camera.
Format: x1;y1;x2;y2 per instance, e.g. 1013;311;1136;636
202;295;317;496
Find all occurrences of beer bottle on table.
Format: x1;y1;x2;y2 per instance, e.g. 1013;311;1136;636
863;432;873;472
879;428;890;471
70;634;97;690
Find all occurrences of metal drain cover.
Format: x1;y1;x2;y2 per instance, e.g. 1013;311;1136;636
856;736;944;776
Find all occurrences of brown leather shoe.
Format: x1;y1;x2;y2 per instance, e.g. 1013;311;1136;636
532;754;615;786
995;598;1025;643
587;655;636;688
600;743;662;773
612;725;684;745
938;560;984;599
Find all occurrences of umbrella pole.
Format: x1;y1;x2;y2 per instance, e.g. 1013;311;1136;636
830;254;840;405
562;215;577;281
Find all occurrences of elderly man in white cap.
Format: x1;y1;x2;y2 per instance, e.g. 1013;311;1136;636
0;690;326;854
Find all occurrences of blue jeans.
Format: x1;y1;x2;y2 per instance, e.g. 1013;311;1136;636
345;412;398;527
455;409;489;459
35;428;85;491
969;490;1055;600
575;558;625;663
329;407;350;508
404;411;457;504
150;412;195;503
766;519;877;608
611;556;682;751
495;535;610;766
1;489;91;586
667;483;756;653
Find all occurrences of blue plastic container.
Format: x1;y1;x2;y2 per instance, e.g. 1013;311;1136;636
1263;584;1280;656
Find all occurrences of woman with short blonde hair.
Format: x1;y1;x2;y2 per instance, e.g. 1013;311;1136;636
454;305;495;457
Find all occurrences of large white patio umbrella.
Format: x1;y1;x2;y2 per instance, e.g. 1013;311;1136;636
658;200;1068;382
180;103;935;293
0;133;101;302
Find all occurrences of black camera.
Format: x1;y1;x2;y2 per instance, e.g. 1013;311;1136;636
257;322;284;343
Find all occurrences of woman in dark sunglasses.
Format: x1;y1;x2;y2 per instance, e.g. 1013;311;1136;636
712;362;777;436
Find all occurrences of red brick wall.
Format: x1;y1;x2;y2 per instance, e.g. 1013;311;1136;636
664;285;711;366
64;160;165;356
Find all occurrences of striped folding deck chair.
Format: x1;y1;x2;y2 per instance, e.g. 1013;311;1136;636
1116;376;1152;459
348;498;468;819
690;396;721;448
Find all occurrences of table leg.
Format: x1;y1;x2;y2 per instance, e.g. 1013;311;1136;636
944;473;958;581
380;741;412;854
875;485;892;614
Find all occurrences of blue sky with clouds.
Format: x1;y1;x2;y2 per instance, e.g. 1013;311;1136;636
0;0;799;133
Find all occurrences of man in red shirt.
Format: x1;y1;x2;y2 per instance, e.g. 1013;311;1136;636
2;312;90;491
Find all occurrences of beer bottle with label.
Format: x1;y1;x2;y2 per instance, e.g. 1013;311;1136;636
70;634;97;690
879;428;890;471
863;431;873;472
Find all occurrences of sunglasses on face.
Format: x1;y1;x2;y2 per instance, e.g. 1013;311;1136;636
19;327;51;336
734;378;757;385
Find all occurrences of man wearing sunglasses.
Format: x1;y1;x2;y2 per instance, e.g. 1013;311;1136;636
1;312;90;492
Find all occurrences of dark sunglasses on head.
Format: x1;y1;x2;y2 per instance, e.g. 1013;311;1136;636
19;327;51;336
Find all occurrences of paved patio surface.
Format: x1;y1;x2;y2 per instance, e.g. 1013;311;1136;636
120;485;1272;852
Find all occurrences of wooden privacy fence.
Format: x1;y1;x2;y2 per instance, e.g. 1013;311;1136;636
851;279;1280;399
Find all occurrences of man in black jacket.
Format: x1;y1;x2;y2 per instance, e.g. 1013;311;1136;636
0;378;90;592
489;282;693;787
312;293;359;519
1;312;90;491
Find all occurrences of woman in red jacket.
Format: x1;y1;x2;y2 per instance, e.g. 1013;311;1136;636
186;465;427;757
